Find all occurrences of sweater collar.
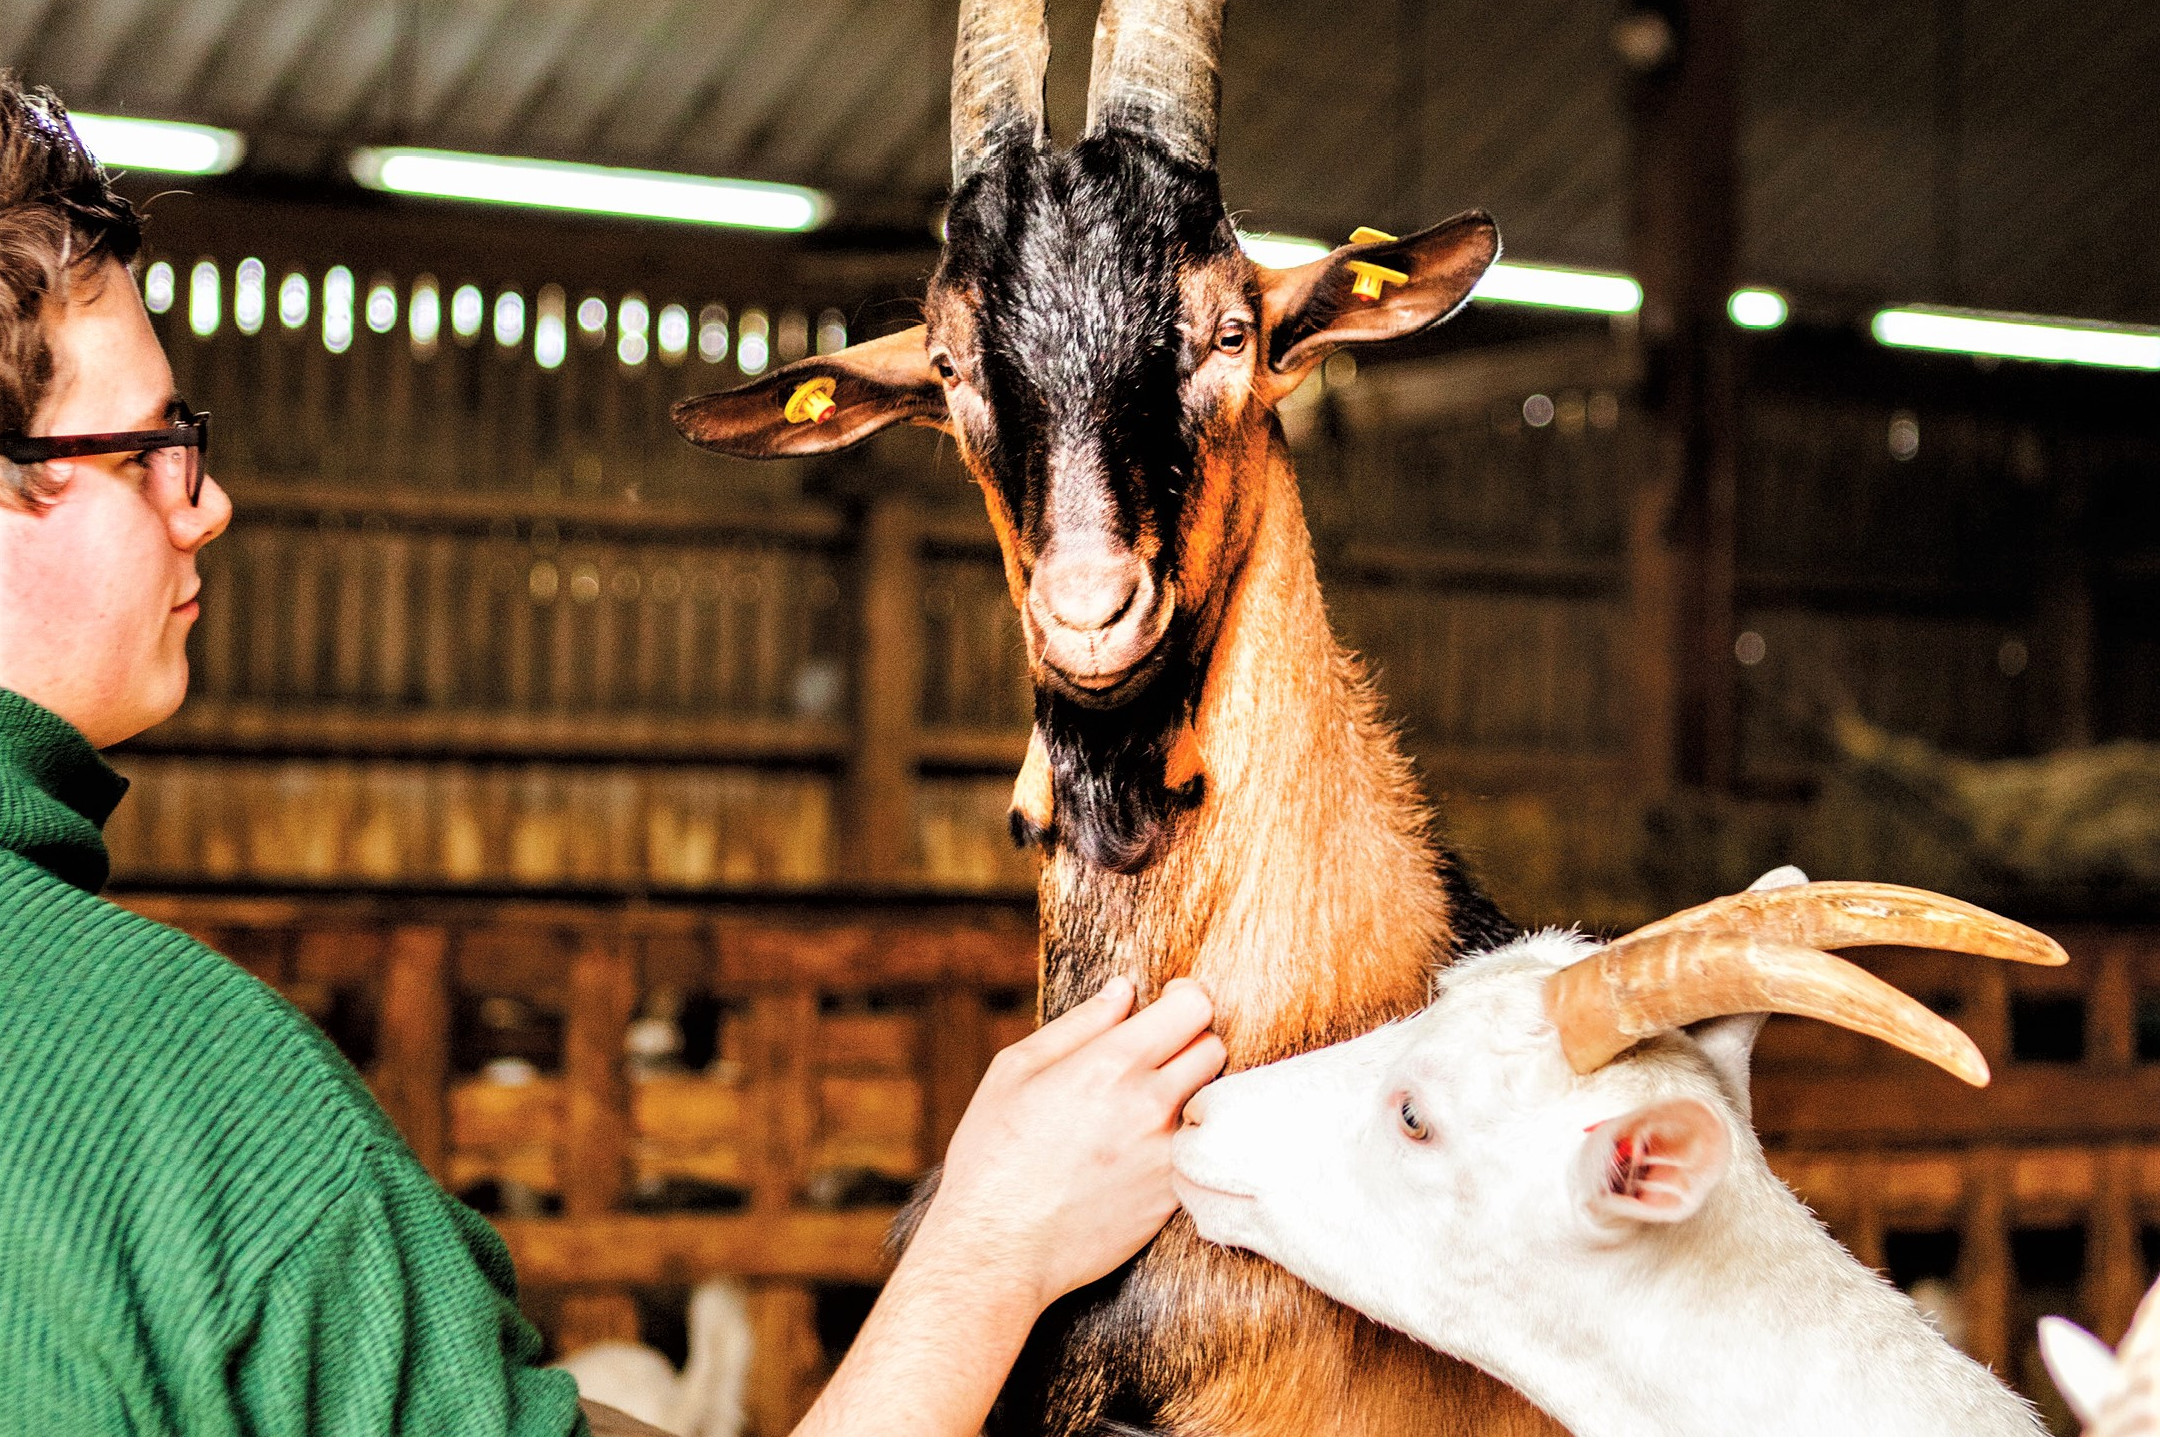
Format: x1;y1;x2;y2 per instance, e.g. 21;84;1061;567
0;689;128;893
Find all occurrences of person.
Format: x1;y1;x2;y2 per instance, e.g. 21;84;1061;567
0;75;1226;1436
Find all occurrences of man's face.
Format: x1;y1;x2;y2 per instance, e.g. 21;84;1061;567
0;259;231;748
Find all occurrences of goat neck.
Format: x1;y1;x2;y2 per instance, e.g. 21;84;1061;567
1038;432;1458;1065
1475;1159;2040;1436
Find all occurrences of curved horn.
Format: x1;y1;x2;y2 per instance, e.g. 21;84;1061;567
1083;0;1226;168
1543;931;1991;1086
1615;881;2067;968
952;0;1050;189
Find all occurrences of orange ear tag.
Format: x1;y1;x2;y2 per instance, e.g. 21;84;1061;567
784;376;838;424
1345;226;1408;301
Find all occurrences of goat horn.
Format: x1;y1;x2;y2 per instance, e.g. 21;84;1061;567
1544;931;1991;1086
1084;0;1226;168
1613;881;2066;968
951;0;1050;189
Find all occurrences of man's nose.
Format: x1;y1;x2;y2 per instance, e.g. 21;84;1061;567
172;470;233;550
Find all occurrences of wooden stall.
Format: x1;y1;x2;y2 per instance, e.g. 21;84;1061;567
117;888;1037;1434
111;885;2160;1432
90;203;2160;1433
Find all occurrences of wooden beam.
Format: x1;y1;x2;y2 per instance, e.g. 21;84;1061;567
497;1210;897;1286
1625;0;1744;791
1753;1067;2160;1147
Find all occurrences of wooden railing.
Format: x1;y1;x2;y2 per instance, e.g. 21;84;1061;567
122;887;1037;1433
112;887;2160;1431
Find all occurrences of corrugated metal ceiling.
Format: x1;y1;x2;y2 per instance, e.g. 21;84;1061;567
5;0;2156;322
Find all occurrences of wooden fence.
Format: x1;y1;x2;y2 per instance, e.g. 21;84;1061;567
110;887;2160;1432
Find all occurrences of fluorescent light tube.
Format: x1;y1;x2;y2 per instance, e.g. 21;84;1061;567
1728;288;1788;329
1872;306;2160;371
351;147;829;232
71;112;244;175
1239;232;1333;267
1472;262;1642;314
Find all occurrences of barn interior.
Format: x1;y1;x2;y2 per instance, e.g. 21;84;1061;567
7;0;2158;1430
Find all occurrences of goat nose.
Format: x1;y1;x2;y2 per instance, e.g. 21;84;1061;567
1034;550;1143;633
1181;1088;1209;1128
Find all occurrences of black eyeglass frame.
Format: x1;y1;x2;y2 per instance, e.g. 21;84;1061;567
0;401;211;505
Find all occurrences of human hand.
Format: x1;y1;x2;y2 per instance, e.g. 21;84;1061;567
912;975;1226;1314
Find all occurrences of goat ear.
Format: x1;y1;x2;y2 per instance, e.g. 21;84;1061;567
1259;211;1499;379
1573;1097;1730;1234
2038;1316;2119;1430
671;325;949;459
1685;1013;1769;1121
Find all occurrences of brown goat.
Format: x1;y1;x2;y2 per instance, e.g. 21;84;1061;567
673;0;1552;1430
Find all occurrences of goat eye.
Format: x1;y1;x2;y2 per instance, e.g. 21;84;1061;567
1215;319;1249;355
931;353;959;383
1397;1095;1430;1142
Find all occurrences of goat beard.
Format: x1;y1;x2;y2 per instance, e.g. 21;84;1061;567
1031;635;1209;874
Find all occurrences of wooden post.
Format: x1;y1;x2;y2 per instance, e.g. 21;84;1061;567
375;925;451;1180
1966;965;2012;1075
2090;943;2135;1072
745;1282;828;1436
563;933;637;1217
1624;0;1743;791
748;986;820;1214
924;985;990;1158
1960;1149;2012;1374
845;495;924;883
1846;1153;1887;1273
560;932;641;1353
2088;1145;2146;1344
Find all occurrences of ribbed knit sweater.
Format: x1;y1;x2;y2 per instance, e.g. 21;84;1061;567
0;689;584;1436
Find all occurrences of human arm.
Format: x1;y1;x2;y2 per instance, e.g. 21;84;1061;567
227;1146;588;1437
794;975;1225;1436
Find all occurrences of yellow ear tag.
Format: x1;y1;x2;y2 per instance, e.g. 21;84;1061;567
784;376;838;425
1345;226;1409;301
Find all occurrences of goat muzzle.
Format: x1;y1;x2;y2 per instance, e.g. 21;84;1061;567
1026;548;1175;693
1543;881;2068;1085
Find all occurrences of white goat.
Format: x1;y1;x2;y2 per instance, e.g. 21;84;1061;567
1173;871;2064;1436
555;1278;754;1437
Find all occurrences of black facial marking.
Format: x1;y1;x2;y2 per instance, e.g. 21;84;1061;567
941;133;1240;873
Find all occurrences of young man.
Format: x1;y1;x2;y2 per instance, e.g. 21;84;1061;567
0;78;1225;1435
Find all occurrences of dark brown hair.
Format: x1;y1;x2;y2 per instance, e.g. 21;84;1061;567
0;73;143;508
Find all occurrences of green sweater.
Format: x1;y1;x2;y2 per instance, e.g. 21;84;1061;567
0;690;584;1436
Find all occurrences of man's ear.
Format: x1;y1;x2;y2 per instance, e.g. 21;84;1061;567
1572;1097;1730;1234
1260;211;1499;379
670;324;948;459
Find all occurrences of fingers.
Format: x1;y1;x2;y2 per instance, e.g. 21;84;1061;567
1099;977;1216;1070
1007;975;1135;1070
1154;1030;1228;1106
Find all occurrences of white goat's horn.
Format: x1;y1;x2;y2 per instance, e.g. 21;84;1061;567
1543;931;1991;1086
1611;880;2068;968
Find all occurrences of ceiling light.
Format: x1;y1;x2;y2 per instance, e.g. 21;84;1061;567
1871;306;2160;371
1728;288;1788;329
71;112;245;175
350;147;829;232
1239;232;1333;268
1472;262;1642;315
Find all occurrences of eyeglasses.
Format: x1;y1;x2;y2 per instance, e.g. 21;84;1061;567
0;399;211;505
